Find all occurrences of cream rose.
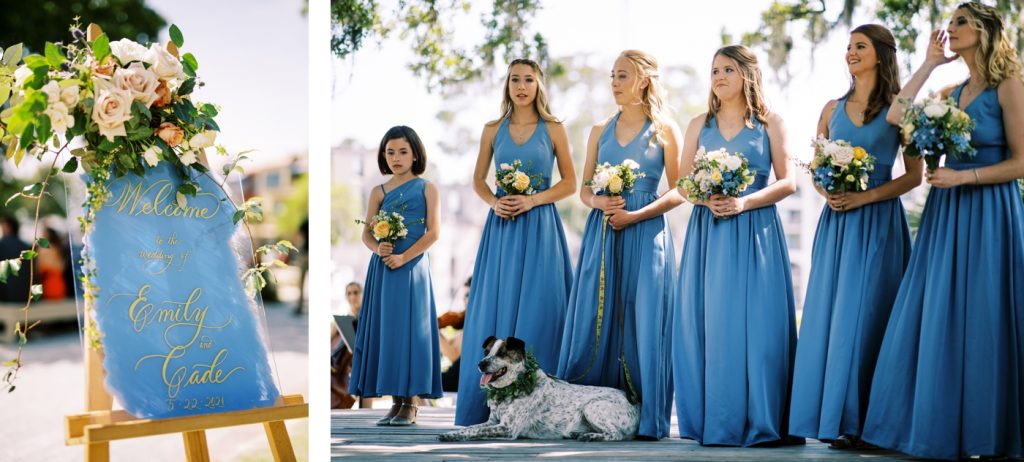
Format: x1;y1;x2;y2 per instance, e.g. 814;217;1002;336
154;122;185;147
113;62;160;107
109;38;147;64
143;43;185;81
60;84;80;107
91;78;134;141
44;102;74;134
13;66;32;88
512;171;530;192
179;150;198;166
901;123;915;144
142;145;161;167
827;144;854;167
41;81;62;104
721;154;743;171
189;131;217;149
923;103;949;119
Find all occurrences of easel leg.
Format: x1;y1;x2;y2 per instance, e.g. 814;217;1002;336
85;442;109;462
264;420;296;462
182;430;210;462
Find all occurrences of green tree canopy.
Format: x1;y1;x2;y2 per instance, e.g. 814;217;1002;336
0;0;166;53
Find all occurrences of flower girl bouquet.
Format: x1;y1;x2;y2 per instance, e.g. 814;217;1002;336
357;210;421;243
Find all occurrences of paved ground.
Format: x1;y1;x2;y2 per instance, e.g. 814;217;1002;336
332;407;922;461
0;302;308;462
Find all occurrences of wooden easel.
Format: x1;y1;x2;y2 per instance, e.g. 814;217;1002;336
64;308;308;461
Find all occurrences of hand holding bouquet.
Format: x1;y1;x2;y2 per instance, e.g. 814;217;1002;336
806;135;875;193
898;96;976;170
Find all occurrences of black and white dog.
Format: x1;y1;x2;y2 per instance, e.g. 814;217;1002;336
439;336;639;442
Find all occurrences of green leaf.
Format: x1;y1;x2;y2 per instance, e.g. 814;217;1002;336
20;250;38;261
8;258;21;276
232;209;246;225
2;359;16;367
200;103;218;117
62;157;79;173
1;43;24;67
182;52;198;74
275;240;299;255
44;42;65;68
177;78;196;97
0;81;11;107
36;237;50;249
177;182;199;196
169;24;184;48
21;182;43;197
29;284;42;302
22;54;48;70
91;34;111;63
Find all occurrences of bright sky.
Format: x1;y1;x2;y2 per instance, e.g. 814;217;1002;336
334;0;969;173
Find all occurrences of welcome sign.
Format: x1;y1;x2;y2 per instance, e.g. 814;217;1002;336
83;163;279;419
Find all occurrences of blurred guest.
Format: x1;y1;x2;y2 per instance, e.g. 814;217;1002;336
0;216;31;302
37;227;67;300
438;277;470;392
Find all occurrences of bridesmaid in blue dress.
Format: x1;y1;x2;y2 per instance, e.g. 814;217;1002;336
455;59;577;426
672;45;799;447
349;126;443;426
788;25;923;448
557;50;683;440
862;3;1024;460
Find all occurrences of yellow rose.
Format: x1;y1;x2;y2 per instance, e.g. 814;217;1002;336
853;147;867;161
607;174;623;194
711;169;723;183
513;171;530;192
372;221;391;239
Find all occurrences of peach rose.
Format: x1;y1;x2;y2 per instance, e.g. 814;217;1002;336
90;56;116;77
153;81;173;107
154;122;184;147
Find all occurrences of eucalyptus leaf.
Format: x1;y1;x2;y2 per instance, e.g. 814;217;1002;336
169;24;184;48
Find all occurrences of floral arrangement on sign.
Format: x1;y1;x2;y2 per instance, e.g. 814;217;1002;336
897;96;976;170
0;22;286;393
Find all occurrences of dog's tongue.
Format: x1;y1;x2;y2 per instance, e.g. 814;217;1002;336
480;373;493;386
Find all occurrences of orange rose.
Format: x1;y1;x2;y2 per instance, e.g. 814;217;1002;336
153;80;173;107
154;122;184;147
90;56;116;77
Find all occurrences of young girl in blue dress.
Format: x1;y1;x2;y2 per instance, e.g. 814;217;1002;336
788;24;923;448
557;50;684;440
348;126;443;426
862;3;1024;460
672;45;799;447
455;59;577;426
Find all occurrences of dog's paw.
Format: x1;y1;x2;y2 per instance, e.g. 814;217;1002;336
438;432;463;442
576;433;610;442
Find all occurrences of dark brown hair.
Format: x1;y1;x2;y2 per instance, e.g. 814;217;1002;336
844;24;901;123
377;125;427;175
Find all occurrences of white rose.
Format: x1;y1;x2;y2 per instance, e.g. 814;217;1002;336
179;150;198;166
622;159;640;170
113;62;160;107
142;145;161;167
721;154;742;171
499;163;512;171
44;102;73;134
109;38;147;64
41;81;61;104
708;148;729;163
923;103;949;119
592;171;610;189
13;66;32;88
830;145;854;167
60;84;80;107
143;43;185;81
189;131;217;149
91;78;134;141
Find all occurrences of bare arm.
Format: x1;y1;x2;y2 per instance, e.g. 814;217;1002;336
887;30;959;125
472;123;515;218
578;120;625;212
677;113;708;206
360;186;385;253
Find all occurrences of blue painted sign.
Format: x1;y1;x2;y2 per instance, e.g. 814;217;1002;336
83;163;279;418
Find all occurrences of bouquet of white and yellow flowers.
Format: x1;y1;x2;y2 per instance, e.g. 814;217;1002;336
898;96;976;170
677;147;756;202
587;159;644;196
356;210;421;243
806;135;875;193
495;159;539;195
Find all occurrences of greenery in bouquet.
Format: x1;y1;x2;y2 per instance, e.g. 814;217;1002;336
806;135;875;194
898;96;976;170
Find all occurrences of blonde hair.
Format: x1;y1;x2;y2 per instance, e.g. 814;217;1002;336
499;58;560;123
958;2;1022;88
706;45;770;129
617;49;672;146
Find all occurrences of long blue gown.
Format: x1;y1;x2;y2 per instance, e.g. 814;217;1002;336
557;113;675;439
673;117;798;446
455;119;574;425
789;100;912;441
348;177;443;399
862;83;1024;460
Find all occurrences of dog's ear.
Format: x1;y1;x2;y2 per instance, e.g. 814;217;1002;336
482;336;498;351
505;337;526;354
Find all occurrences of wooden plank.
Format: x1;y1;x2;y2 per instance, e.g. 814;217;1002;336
84;442;109;462
263;420;296;462
66;394;307;444
182;430;210;462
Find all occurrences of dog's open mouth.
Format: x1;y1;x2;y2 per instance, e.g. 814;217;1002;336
480;367;508;386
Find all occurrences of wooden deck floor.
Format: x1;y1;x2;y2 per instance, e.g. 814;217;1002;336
332;407;920;461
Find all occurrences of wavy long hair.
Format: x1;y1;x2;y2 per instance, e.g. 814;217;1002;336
706;45;769;128
843;24;901;123
498;58;559;123
957;2;1022;88
617;49;671;146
